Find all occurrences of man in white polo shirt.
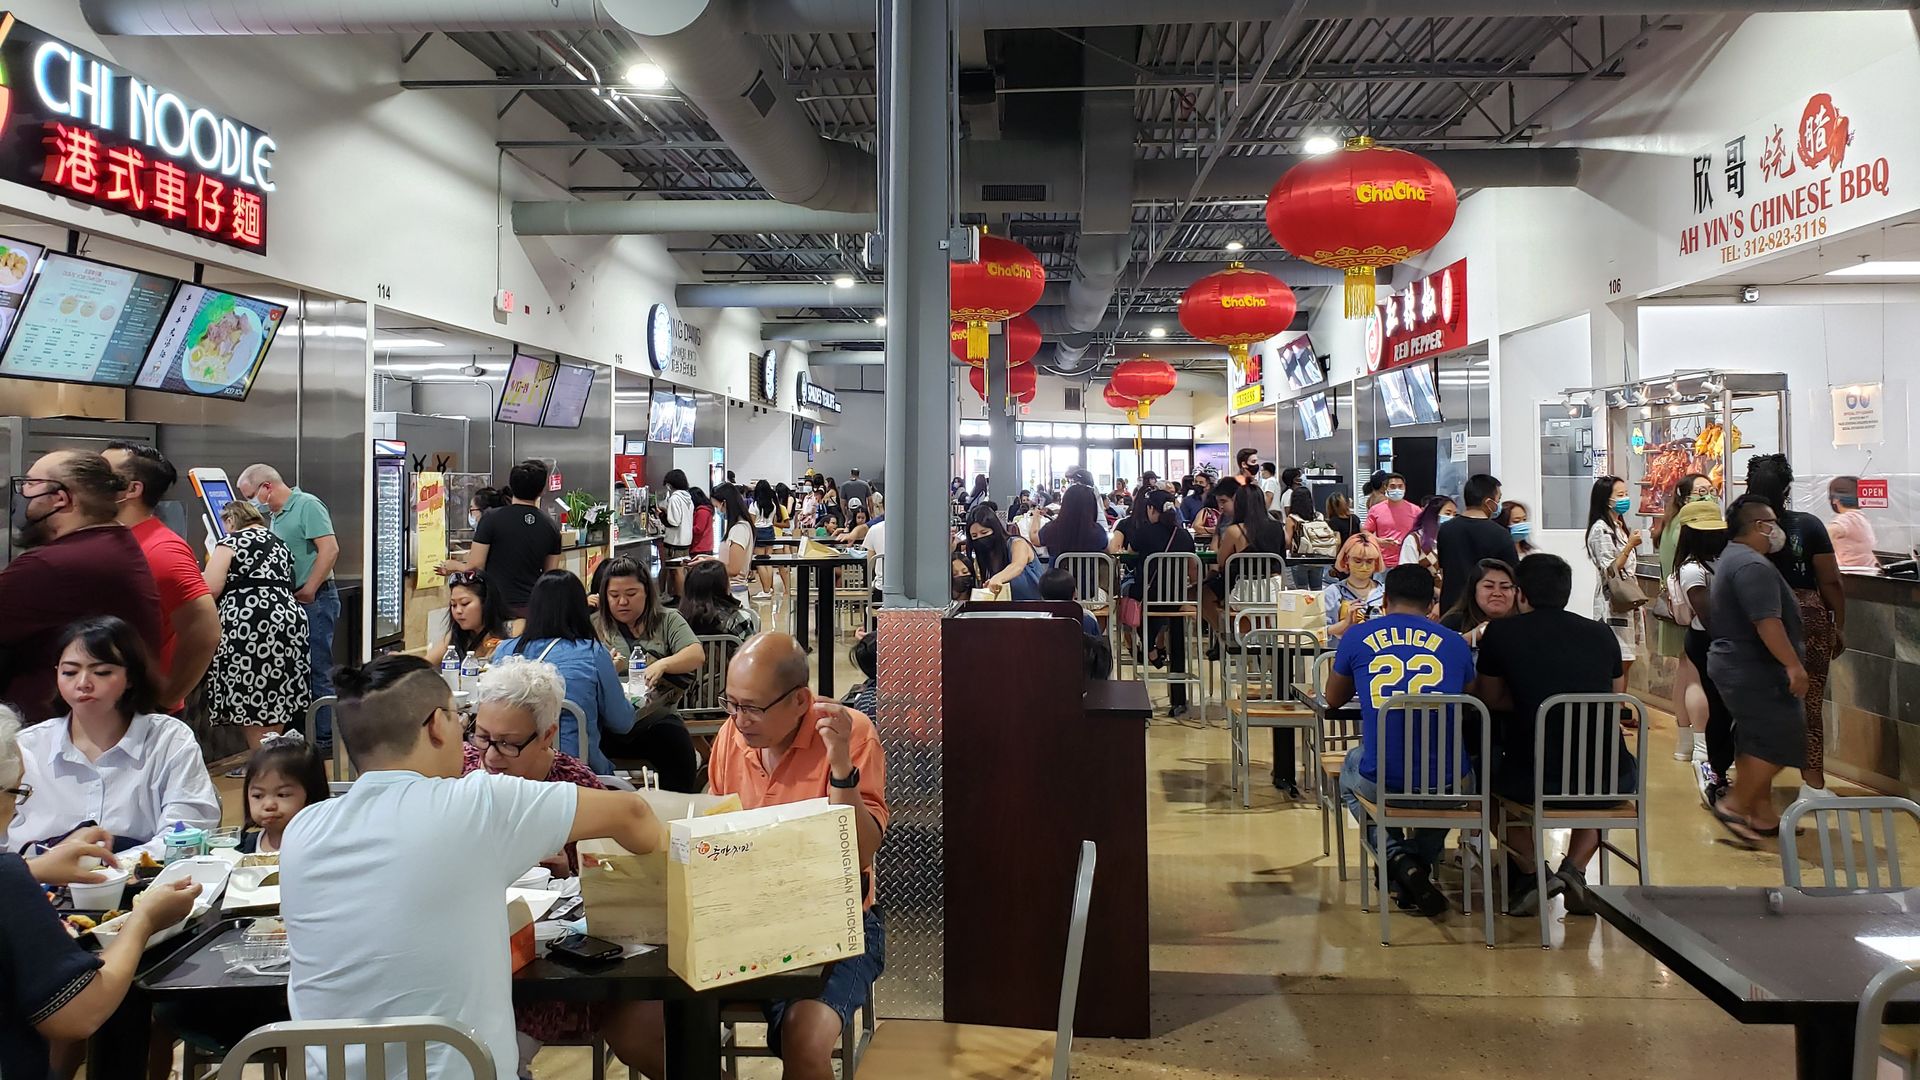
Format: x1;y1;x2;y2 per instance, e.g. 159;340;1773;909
281;654;669;1079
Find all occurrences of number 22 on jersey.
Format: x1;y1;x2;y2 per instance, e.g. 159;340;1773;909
1365;653;1445;711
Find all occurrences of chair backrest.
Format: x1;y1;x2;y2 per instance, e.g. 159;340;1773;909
1374;694;1490;802
1238;629;1321;707
684;635;743;719
1221;552;1285;613
1054;552;1115;608
218;1016;493;1078
1053;840;1098;1080
305;696;350;780
1141;551;1201;607
1531;693;1648;808
1316;653;1364;751
561;699;588;752
1855;958;1920;1080
1781;796;1920;891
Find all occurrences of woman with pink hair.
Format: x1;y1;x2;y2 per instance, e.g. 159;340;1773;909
1322;534;1388;642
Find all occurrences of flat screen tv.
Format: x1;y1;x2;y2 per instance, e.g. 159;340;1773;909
496;353;557;425
1278;335;1324;394
647;388;679;444
540;362;595;429
0;236;48;352
792;418;816;453
1297;392;1334;441
132;284;288;402
0;252;178;388
1379;367;1420;428
672;392;696;446
1404;360;1443;423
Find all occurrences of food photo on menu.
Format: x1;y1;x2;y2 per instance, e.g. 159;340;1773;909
0;236;47;345
133;284;287;401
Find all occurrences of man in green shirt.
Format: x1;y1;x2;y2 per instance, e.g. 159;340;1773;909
238;463;341;748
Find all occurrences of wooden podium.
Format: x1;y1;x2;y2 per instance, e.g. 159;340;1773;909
940;601;1152;1038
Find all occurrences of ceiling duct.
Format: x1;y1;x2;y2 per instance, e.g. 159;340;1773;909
512;201;872;236
762;322;887;342
1052;26;1140;373
678;282;883;308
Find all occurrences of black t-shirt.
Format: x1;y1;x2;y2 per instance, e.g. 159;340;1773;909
1;853;102;1079
1123;519;1196;599
1328;512;1360;546
1769;509;1834;591
1436;515;1520;613
473;503;562;611
1477;608;1628;793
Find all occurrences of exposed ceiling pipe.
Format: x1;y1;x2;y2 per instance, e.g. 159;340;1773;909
1060;26;1140;339
678;282;883;307
763;322;886;342
80;0;638;33
1133;148;1579;199
805;350;887;366
512;201;872;236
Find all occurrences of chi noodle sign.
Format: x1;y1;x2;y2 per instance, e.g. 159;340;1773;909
0;15;276;252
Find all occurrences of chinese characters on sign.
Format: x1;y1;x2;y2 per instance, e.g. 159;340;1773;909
1366;258;1468;372
0;17;276;252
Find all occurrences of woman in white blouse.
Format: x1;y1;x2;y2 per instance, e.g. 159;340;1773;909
6;616;219;859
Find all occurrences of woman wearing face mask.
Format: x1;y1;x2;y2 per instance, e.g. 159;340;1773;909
1323;536;1387;643
1398;495;1455;571
1363;472;1419;568
963;504;1042;599
1653;473;1717;759
1496;501;1536;559
1586;475;1645;685
1827;475;1879;569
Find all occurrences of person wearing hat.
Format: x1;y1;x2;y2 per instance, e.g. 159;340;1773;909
1667;500;1736;808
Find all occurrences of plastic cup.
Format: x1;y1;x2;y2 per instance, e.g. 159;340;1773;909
69;868;130;911
513;866;554;891
208;826;242;851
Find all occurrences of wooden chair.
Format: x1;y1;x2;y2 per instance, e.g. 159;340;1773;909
1228;628;1319;807
219;1016;491;1078
1494;693;1651;948
858;840;1097;1080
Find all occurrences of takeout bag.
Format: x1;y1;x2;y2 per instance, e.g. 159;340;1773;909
1274;590;1323;631
800;538;842;560
577;790;741;945
668;799;864;990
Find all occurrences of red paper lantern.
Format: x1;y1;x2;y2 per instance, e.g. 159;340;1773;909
950;313;1040;368
1264;136;1458;317
1178;263;1297;377
967;363;1037;404
1110;359;1178;420
1102;380;1141;426
949;232;1046;363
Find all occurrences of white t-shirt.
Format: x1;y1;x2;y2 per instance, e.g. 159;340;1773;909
725;520;755;579
1675;560;1713;631
864;519;886;590
283;770;578;1079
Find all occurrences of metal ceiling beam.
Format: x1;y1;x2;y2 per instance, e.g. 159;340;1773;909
763;322;887;342
679;282;884;307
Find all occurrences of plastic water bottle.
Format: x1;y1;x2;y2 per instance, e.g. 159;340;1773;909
460;651;483;692
441;649;462;693
628;648;649;703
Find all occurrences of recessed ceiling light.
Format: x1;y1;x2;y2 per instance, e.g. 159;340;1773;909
833;275;856;288
1224;240;1244;252
1302;134;1339;155
873;315;887;327
1148;326;1168;339
625;62;668;89
374;337;445;350
1825;260;1920;277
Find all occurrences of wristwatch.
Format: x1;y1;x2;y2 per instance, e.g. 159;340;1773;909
829;766;861;790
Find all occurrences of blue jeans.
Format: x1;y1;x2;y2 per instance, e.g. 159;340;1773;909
1340;748;1447;867
765;907;886;1052
301;580;340;744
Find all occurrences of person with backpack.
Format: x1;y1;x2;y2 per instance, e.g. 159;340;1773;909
1286;485;1340;588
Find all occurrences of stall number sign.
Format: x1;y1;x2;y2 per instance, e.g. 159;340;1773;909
1666;52;1919;284
1366;259;1467;372
1857;478;1889;510
796;371;840;413
0;15;275;252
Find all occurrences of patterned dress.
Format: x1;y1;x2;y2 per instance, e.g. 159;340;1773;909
205;526;312;728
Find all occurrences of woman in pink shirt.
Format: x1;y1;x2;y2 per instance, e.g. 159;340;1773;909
1827;476;1879;568
1363;473;1421;567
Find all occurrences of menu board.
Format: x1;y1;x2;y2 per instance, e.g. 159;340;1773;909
497;353;557;425
542;362;595;429
0;253;177;387
1298;392;1334;440
673;392;696;446
133;284;287;401
0;237;47;351
647;388;678;444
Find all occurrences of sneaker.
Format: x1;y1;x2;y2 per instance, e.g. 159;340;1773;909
1695;760;1721;809
750;590;772;601
1388;853;1449;917
1672;729;1696;761
1796;784;1841;803
1556;866;1595;916
1506;871;1542;917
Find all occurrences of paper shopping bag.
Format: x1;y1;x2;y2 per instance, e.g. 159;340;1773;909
1274;590;1323;631
577;790;741;945
668;798;865;990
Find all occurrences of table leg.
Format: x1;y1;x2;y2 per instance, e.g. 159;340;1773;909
816;568;836;697
664;997;724;1080
1794;1018;1855;1080
794;564;813;649
88;984;153;1076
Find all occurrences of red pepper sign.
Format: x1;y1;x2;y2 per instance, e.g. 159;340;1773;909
0;16;275;252
1365;258;1468;372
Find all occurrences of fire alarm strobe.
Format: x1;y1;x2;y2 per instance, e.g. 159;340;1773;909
495;289;515;313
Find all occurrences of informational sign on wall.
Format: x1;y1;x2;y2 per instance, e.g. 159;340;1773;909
1857;478;1889;509
1229;342;1268;414
1366;259;1468;372
413;472;445;591
1830;382;1882;445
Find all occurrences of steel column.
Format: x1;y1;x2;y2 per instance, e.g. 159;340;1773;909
986;331;1017;508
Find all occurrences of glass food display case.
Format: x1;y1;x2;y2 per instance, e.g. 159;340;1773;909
1581;371;1788;519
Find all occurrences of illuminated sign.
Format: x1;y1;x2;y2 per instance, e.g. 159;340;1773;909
1368;258;1467;372
0;15;275;252
796;370;840;413
754;348;779;406
1229;339;1268;415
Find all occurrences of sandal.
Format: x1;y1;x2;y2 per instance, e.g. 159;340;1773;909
1710;798;1768;844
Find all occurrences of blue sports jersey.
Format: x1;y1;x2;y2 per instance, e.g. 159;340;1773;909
1333;612;1476;787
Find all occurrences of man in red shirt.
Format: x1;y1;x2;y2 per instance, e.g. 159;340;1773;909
0;451;163;722
105;442;219;711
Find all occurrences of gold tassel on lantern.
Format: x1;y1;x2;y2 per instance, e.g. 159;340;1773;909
1345;266;1377;319
1228;343;1250;377
967;319;989;362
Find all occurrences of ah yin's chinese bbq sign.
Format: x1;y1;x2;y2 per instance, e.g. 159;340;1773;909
1666;53;1919;284
1364;258;1466;373
0;15;275;252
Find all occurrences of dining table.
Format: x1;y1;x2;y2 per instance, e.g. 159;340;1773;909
751;549;869;696
1587;884;1920;1080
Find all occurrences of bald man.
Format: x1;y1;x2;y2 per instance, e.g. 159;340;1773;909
627;632;889;1080
238;463;340;746
0;451;162;721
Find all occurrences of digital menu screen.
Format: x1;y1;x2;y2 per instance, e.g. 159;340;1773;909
1379;368;1419;427
133;284;287;401
647;388;679;444
0;253;178;387
541;362;595;428
0;237;47;351
496;353;557;425
1404;361;1443;423
1279;335;1325;394
672;392;696;446
1298;392;1334;440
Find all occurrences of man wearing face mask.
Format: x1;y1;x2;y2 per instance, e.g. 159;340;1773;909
0;451;163;722
1436;474;1520;612
1363;472;1420;568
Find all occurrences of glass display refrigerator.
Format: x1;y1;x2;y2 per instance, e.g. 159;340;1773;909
372;439;407;651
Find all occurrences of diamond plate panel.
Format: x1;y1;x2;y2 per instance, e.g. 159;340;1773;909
873;606;944;1019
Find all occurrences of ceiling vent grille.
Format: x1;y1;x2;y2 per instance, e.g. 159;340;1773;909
979;183;1049;203
1064;386;1083;411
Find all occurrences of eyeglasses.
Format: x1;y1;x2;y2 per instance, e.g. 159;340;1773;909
3;783;31;803
464;721;541;758
9;476;64;498
721;683;806;720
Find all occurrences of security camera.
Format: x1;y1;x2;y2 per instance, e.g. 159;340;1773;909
1739;286;1760;304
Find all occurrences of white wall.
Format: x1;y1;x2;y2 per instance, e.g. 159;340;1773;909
1497;314;1599;604
814;391;886;482
726;404;808;489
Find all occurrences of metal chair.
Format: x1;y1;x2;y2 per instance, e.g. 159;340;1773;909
1054;551;1118;655
835;561;872;638
1494;693;1651;949
217;1016;492;1078
858;840;1096;1080
682;635;743;738
1856;959;1920;1080
721;984;875;1078
1310;653;1364;879
1781;795;1920;890
304;695;348;780
1229;629;1320;808
1351;694;1495;946
1216;552;1286;711
1140;551;1204;717
562;699;589;756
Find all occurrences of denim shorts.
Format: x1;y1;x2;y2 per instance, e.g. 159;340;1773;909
764;907;886;1050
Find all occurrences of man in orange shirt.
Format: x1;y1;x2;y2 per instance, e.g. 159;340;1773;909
630;632;887;1080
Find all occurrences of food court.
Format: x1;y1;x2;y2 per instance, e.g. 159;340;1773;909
5;3;1920;1080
